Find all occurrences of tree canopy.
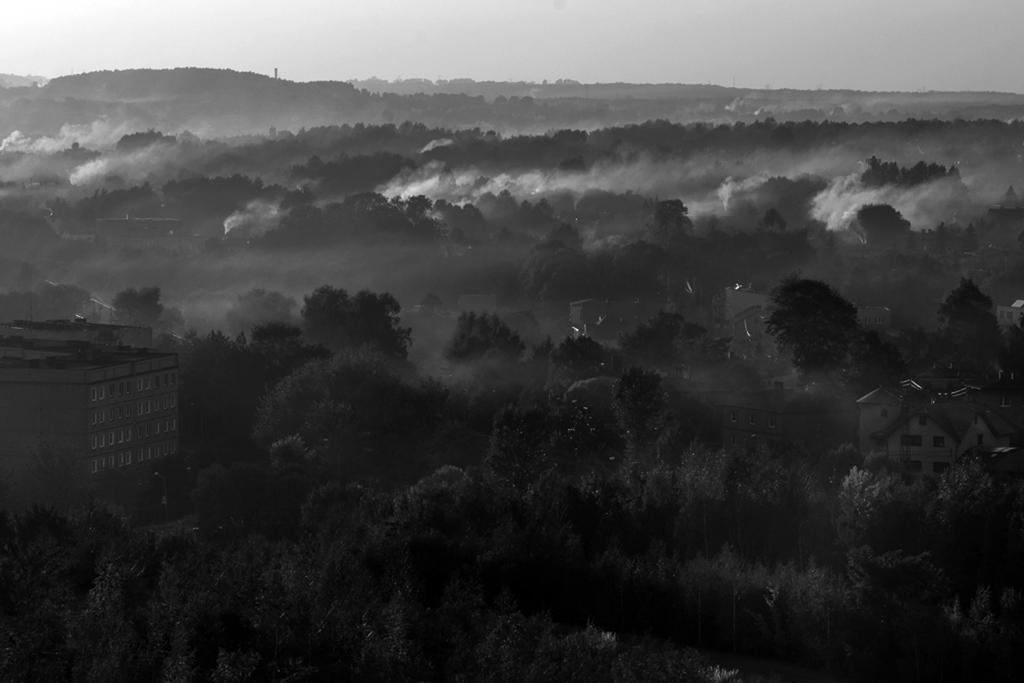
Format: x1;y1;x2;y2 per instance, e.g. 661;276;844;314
300;285;410;360
766;276;860;376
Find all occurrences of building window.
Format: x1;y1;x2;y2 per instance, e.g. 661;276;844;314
749;414;756;426
107;408;113;421
126;381;131;394
118;430;124;444
92;412;97;426
978;434;984;445
99;456;106;469
730;410;738;423
171;418;176;431
91;387;97;401
170;441;176;454
137;402;143;415
768;417;776;429
145;377;151;390
933;436;945;447
170;395;176;407
108;383;114;397
881;408;888;419
99;386;105;400
900;434;923;446
126;429;131;442
171;371;176;385
126;404;132;417
1001;396;1011;407
117;406;122;420
155;422;161;435
137;379;143;392
729;433;736;445
164;396;169;410
126;451;132;465
906;460;923;472
147;446;152;459
100;433;105;447
146;401;151;414
91;459;98;474
91;435;97;450
918;415;927;426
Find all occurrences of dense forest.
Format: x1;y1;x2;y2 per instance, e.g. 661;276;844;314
3;70;1024;681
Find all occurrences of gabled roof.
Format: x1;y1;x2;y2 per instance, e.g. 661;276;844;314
856;387;901;405
872;399;1023;444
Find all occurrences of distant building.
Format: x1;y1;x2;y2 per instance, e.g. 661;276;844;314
867;399;1021;474
0;336;178;504
996;300;1024;328
712;286;776;359
856;378;1024;475
719;388;857;452
856;306;892;330
0;319;153;349
969;372;1024;425
569;298;660;341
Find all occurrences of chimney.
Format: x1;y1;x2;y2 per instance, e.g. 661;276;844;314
274;68;278;79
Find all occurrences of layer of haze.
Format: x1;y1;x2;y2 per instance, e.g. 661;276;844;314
4;0;1023;93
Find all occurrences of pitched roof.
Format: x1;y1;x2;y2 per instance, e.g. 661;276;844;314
872;399;1023;444
856;387;901;405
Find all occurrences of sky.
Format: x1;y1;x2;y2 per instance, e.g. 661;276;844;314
5;0;1023;93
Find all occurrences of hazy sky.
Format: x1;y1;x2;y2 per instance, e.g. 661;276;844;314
6;0;1023;92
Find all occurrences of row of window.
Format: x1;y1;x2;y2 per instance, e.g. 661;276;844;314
905;460;951;474
90;441;176;473
90;419;177;449
90;395;177;426
728;410;777;429
90;371;177;402
900;433;984;447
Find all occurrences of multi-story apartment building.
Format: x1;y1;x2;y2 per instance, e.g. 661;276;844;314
0;338;178;497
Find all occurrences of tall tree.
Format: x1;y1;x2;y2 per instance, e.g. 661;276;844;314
300;285;410;360
444;312;525;364
766;276;859;376
614;366;667;461
935;278;1001;371
856;204;911;247
112;286;164;326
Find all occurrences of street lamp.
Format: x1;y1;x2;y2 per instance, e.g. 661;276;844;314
152;470;168;524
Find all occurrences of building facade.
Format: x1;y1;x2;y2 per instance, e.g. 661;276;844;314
0;341;178;499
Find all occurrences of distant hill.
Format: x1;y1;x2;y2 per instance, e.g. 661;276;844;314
1;67;1024;141
0;73;48;88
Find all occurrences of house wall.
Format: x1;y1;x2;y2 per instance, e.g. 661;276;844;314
0;355;179;500
996;305;1024;328
880;414;1005;474
975;389;1024;426
858;404;898;451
